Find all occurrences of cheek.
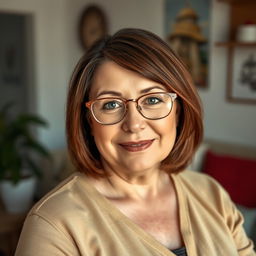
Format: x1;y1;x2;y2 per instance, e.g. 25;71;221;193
90;121;117;153
162;118;177;143
156;112;177;151
91;122;107;143
159;105;178;134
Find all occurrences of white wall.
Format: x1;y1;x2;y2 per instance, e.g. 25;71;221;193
0;0;255;149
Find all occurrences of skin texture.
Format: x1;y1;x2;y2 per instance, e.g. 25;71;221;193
88;61;182;249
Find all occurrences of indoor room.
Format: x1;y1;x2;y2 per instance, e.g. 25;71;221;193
0;0;256;255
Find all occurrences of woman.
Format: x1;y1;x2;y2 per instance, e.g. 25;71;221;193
15;28;255;256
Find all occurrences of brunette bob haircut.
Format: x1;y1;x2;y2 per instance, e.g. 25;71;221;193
66;28;203;178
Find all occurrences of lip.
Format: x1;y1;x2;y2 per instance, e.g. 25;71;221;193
119;139;154;152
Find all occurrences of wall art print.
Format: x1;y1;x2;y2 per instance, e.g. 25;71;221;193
165;0;210;88
228;48;256;104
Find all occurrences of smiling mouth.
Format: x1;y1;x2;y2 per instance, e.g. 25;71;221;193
119;140;154;152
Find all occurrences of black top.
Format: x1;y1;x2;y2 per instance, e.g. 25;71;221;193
171;247;187;256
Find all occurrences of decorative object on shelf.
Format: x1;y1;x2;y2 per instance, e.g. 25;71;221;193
78;5;108;50
165;0;210;88
0;103;50;213
237;22;256;43
228;49;256;104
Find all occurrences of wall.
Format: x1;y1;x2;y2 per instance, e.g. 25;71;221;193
0;0;70;149
0;0;255;149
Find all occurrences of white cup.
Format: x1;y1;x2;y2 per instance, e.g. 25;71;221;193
237;25;256;43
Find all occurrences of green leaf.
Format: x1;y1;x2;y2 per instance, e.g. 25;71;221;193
23;138;50;157
16;114;48;128
0;101;50;184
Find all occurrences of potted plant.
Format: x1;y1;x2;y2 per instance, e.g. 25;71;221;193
0;103;50;213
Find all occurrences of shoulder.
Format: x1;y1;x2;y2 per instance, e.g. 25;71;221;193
28;172;95;223
177;169;225;192
16;173;97;255
174;170;232;209
173;173;255;254
174;170;240;228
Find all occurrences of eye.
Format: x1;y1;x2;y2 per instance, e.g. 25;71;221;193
143;96;163;105
102;100;122;110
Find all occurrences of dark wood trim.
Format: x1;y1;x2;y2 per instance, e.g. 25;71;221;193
217;0;255;4
216;42;256;47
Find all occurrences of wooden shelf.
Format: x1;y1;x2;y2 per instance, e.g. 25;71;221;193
218;0;255;3
215;41;256;47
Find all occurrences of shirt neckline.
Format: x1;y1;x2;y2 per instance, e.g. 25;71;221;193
78;172;191;256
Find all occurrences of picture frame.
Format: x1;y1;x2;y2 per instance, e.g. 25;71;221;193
78;5;108;51
164;0;210;88
227;47;256;104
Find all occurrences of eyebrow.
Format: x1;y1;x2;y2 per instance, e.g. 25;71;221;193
96;91;122;98
96;86;166;98
140;86;166;94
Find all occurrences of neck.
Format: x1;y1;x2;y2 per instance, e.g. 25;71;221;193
108;172;171;201
92;162;171;201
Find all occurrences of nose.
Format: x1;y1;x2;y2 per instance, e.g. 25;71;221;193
121;102;146;133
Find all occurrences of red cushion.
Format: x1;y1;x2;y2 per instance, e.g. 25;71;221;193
202;151;256;208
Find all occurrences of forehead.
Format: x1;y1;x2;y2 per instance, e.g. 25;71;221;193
90;61;167;98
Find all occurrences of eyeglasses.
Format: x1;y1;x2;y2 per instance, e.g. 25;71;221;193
85;92;177;125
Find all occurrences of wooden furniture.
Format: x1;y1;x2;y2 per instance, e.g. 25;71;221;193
216;0;256;104
0;202;26;256
218;0;256;41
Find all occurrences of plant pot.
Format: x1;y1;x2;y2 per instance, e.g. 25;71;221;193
0;176;36;213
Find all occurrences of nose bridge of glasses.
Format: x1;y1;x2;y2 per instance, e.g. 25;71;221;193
125;98;142;112
122;99;145;129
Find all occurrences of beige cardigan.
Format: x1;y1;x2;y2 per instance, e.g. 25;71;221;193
15;171;255;256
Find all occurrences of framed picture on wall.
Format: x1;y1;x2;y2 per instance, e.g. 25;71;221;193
78;5;108;51
164;0;210;88
227;47;256;104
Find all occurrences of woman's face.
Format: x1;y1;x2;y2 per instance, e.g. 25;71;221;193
89;61;178;178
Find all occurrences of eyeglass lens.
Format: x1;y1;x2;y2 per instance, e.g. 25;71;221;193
91;93;174;124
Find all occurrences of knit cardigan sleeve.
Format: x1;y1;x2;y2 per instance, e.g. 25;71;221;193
177;171;256;256
223;190;255;255
15;213;80;256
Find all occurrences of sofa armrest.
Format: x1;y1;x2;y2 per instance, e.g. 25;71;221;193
187;143;209;172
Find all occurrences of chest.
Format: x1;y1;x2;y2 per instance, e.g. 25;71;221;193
134;206;182;249
110;195;183;250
